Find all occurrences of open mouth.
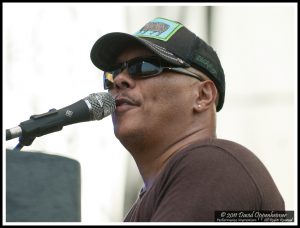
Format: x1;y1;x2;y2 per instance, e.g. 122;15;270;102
115;97;139;112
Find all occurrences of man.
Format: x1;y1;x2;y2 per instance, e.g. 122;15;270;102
90;18;284;222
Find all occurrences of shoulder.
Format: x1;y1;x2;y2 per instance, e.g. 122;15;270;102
169;138;280;197
163;138;272;195
156;138;284;210
167;138;267;177
157;138;262;201
147;139;261;221
165;138;259;176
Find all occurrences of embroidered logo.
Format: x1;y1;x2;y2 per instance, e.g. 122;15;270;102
193;55;218;77
134;18;183;42
65;110;73;118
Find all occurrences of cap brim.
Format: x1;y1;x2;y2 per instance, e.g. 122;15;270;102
90;32;185;71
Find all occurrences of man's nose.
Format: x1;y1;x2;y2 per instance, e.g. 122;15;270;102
113;70;136;90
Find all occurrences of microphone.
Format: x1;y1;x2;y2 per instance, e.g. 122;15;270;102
6;92;116;141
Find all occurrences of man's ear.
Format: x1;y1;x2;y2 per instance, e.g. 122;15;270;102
193;81;218;112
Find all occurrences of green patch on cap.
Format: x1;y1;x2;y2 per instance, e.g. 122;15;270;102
134;18;183;42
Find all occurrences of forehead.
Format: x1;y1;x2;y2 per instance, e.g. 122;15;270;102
116;44;155;63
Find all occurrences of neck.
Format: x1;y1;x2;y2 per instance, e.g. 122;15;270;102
124;126;216;191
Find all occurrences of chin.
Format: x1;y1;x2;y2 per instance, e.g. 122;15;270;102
114;127;143;154
112;110;150;149
113;115;137;140
113;120;147;152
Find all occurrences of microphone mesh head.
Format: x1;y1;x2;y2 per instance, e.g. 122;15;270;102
85;92;116;120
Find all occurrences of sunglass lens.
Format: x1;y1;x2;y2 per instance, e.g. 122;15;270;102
128;59;161;77
103;72;114;89
103;58;162;89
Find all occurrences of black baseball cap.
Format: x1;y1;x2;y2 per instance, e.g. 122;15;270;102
91;17;225;111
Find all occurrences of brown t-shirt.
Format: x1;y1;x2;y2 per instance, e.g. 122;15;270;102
124;138;285;222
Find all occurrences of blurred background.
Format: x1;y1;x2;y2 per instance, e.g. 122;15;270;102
3;3;297;223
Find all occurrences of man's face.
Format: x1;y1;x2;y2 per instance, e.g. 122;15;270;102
108;45;197;149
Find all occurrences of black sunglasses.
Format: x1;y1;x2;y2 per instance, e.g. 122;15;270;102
103;56;205;90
